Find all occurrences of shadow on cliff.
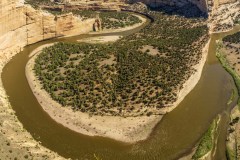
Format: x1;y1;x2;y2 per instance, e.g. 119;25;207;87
150;3;208;18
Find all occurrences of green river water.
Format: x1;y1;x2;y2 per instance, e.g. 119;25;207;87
2;14;240;159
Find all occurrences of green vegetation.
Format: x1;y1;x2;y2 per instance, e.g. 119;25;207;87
75;11;142;29
226;145;237;160
47;10;142;29
223;32;240;44
227;89;237;105
34;11;208;116
216;42;240;95
216;44;240;110
25;0;54;8
192;117;219;159
217;32;240;160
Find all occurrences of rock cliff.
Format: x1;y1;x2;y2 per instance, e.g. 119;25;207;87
0;0;95;53
209;0;239;33
129;0;238;16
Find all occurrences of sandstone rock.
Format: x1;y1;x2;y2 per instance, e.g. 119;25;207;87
0;2;95;47
43;13;56;40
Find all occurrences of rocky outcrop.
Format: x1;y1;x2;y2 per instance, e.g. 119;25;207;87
0;0;95;51
209;0;239;33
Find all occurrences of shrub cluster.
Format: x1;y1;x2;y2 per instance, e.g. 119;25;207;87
34;11;208;116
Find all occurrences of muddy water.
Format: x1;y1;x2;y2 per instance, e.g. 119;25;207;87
2;13;240;159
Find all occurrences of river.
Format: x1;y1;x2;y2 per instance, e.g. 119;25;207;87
2;14;240;159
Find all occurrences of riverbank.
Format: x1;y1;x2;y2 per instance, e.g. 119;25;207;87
180;115;221;160
89;14;147;35
25;35;210;143
0;46;63;159
160;39;210;114
216;35;240;159
192;116;220;160
226;105;239;160
26;51;162;142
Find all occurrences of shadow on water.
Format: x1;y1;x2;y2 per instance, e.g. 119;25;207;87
1;12;240;159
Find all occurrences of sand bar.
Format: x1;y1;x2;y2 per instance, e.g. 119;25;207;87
89;14;147;35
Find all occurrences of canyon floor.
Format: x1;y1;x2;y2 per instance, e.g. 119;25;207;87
0;0;240;159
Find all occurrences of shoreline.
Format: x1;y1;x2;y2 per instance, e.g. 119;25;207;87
0;46;63;159
158;39;210;114
216;37;240;159
25;37;210;143
210;24;240;35
26;54;162;142
88;14;147;35
226;105;239;159
77;35;122;43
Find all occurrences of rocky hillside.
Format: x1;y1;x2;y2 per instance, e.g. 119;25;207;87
209;0;239;33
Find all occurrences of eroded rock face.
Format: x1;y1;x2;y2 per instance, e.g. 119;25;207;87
0;0;95;51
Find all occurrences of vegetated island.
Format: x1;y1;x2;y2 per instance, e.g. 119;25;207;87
26;11;210;143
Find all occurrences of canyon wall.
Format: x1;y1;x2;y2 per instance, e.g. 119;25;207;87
0;0;95;54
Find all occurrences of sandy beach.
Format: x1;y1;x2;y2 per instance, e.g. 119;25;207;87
25;37;210;143
77;14;147;44
26;54;162;142
158;39;210;114
28;43;56;58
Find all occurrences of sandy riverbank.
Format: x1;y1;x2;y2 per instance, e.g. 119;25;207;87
0;46;63;159
89;14;147;35
159;39;210;114
25;36;210;143
218;35;240;159
28;43;55;58
78;35;121;44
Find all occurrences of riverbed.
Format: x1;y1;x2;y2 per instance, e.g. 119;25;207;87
2;13;240;159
